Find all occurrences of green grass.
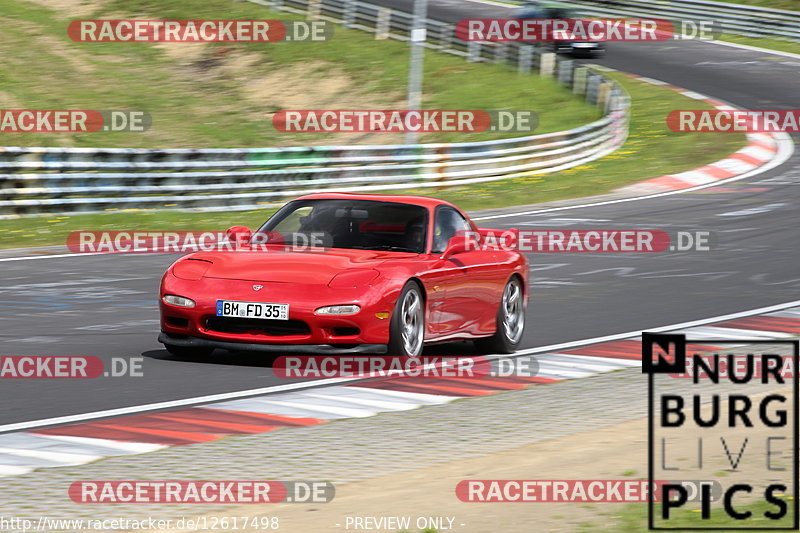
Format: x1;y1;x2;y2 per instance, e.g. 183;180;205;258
0;0;599;148
717;0;798;10
718;34;800;56
599;496;796;531
0;70;746;248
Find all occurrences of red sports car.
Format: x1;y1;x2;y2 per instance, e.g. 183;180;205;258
158;193;528;357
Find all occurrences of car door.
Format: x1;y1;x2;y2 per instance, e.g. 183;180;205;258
431;206;501;335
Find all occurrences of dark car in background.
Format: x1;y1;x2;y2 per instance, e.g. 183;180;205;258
514;1;606;57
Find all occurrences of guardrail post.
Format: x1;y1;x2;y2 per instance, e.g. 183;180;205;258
518;45;533;75
375;7;391;39
572;67;588;95
343;0;355;27
586;73;601;105
539;52;555;77
467;41;481;62
307;0;321;19
558;59;574;87
597;81;612;110
494;43;507;64
438;25;453;52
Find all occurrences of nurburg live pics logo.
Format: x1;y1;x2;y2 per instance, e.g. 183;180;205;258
643;332;799;530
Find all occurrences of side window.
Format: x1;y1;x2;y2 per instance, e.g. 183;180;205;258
432;207;471;254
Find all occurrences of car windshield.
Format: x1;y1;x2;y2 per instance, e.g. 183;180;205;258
256;199;428;253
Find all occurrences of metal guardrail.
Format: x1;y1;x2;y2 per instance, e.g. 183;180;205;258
0;0;631;218
548;0;800;42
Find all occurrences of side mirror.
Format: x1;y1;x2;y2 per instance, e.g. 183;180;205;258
225;225;252;246
441;236;469;259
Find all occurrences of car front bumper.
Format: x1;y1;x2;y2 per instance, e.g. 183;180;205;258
160;276;396;347
159;332;387;355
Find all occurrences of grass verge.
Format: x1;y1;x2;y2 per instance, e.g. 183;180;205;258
0;0;598;147
717;34;800;56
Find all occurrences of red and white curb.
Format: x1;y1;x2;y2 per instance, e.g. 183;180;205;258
0;304;798;477
615;73;786;195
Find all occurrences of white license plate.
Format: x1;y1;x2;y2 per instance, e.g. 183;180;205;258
216;300;289;320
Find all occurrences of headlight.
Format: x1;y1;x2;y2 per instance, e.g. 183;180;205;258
314;305;361;315
163;294;196;308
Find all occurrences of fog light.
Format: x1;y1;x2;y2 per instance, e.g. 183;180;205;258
163;294;196;308
315;305;360;315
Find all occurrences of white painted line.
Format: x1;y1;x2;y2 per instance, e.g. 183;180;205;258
708;39;800;61
679;90;709;100
0;446;100;465
537;353;642;368
668;171;718;186
532;366;597;379
739;145;777;160
300;392;421;411
632;76;667;86
205;398;341;419
673;326;794;340
247;400;376;418
0;465;32;476
0;252;117;263
767;309;800;319
278;391;413;412
328;386;457;404
712;159;757;174
533;355;632;371
32;434;165;453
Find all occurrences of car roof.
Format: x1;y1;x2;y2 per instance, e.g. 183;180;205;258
293;192;459;211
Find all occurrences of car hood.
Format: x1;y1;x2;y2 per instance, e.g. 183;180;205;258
190;248;416;283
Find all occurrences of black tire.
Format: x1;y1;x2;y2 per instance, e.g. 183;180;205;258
387;281;425;357
475;276;525;354
164;344;214;357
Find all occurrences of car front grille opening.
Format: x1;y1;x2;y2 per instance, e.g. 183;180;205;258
205;317;311;336
331;327;360;337
166;316;189;328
